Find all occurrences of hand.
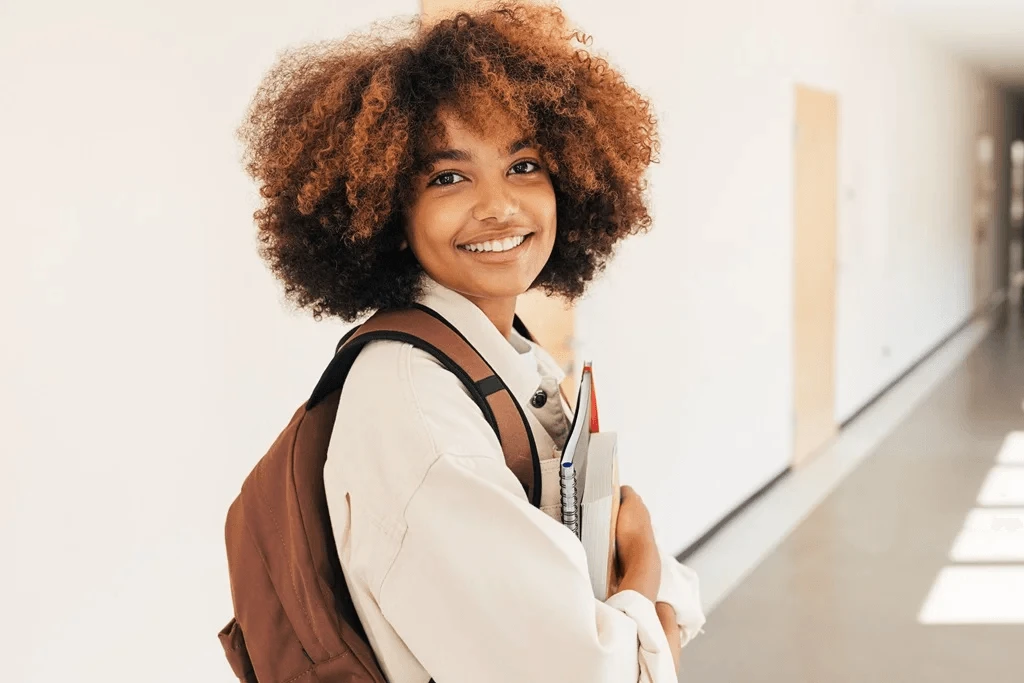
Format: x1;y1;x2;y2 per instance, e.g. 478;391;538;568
656;602;683;672
612;486;661;603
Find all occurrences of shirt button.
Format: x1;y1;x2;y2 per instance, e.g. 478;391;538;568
530;389;548;408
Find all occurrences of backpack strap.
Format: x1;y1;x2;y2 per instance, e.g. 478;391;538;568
309;305;542;507
335;311;535;353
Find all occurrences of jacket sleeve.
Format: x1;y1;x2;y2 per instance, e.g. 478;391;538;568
353;345;678;683
378;451;678;683
656;551;706;648
530;337;707;650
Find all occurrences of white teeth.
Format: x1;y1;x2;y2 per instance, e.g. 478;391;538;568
461;235;527;253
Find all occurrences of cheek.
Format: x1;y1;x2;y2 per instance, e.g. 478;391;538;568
520;182;557;228
536;187;558;240
405;202;458;251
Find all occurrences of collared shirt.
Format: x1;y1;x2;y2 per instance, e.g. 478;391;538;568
323;276;705;683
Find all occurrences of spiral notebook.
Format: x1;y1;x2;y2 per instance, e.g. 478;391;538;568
560;362;621;600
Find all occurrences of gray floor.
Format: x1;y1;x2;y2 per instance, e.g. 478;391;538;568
680;311;1024;683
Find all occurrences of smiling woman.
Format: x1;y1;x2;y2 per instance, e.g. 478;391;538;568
228;4;705;683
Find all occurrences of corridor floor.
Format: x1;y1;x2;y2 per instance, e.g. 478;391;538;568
680;313;1024;682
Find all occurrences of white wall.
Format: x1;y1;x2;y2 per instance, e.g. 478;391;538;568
0;2;415;681
0;0;1007;680
557;0;1006;554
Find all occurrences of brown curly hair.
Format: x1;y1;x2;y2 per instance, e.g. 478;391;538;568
239;2;659;321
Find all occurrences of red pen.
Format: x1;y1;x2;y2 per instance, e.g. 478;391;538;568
585;363;600;433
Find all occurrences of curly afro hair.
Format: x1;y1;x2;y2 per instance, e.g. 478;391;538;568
239;1;659;321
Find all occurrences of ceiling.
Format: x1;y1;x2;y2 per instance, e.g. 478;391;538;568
873;0;1024;87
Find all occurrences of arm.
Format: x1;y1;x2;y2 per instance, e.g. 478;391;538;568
612;489;687;675
378;452;678;683
655;551;705;651
615;544;682;673
331;343;678;682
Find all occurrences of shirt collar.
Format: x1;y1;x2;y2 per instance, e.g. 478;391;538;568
415;275;545;408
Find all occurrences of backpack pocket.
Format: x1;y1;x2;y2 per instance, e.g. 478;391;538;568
218;618;257;683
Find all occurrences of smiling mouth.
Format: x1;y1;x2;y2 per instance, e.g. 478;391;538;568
458;233;533;254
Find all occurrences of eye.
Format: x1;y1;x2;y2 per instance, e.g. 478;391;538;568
509;160;541;175
428;171;466;187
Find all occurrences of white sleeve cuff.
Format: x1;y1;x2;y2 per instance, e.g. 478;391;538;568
656;554;707;647
605;589;678;682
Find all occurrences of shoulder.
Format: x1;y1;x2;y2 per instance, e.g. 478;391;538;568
335;338;504;464
326;339;506;538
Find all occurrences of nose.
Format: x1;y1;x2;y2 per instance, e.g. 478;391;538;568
471;177;519;223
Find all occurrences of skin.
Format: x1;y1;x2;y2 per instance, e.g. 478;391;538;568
404;109;682;671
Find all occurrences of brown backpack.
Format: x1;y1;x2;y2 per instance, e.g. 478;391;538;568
218;304;542;682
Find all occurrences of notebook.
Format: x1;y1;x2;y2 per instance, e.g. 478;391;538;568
560;362;621;600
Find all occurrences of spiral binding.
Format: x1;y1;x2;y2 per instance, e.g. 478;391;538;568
559;462;580;537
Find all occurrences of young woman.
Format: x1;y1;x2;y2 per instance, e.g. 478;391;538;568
239;3;705;681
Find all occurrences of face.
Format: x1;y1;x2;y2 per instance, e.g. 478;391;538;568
403;109;557;308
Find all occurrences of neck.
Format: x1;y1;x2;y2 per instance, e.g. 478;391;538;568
465;295;518;340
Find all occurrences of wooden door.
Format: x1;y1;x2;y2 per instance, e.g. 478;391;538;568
793;85;839;467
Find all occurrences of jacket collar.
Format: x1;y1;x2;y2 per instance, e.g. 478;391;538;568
415;275;550;410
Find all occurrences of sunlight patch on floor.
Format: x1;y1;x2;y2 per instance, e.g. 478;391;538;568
977;466;1024;506
949;508;1024;562
919;566;1024;624
921;429;1024;625
997;431;1024;464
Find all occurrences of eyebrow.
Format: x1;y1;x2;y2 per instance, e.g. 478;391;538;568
419;137;536;171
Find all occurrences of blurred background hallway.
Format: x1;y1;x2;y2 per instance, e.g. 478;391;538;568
681;309;1024;681
3;0;1024;680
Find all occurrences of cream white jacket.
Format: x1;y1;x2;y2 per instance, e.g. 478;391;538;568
323;276;705;683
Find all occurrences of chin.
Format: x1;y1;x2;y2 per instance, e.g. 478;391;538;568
465;271;539;300
474;280;534;300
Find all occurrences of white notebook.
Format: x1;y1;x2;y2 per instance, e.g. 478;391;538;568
579;431;620;600
559;362;621;600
